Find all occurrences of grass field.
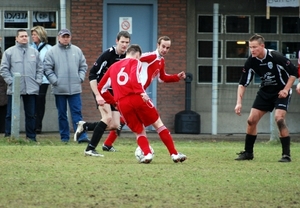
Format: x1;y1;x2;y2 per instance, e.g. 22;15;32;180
0;134;300;208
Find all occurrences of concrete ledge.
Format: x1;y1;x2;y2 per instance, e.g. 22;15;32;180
18;131;300;142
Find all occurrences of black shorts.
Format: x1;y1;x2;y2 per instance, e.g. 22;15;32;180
252;90;291;112
92;91;117;111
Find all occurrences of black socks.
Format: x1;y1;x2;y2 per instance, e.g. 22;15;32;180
244;134;257;154
84;122;98;131
86;121;107;151
280;136;290;156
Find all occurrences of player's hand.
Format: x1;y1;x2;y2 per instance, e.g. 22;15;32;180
140;93;150;102
177;71;186;79
296;83;300;94
96;95;106;106
97;99;106;106
235;103;242;116
278;89;288;98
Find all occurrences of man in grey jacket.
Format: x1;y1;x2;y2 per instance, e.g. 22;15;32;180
44;28;89;143
0;29;43;141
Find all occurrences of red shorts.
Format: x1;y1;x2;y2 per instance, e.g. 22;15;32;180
117;94;159;133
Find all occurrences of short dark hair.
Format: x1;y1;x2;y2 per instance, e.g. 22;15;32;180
157;36;171;45
16;29;27;37
117;31;131;41
249;34;265;44
126;44;142;55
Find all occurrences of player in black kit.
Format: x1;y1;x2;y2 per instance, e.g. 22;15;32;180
234;34;298;162
74;31;130;156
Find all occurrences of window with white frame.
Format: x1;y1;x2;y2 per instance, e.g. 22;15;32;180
226;15;250;33
254;16;277;34
198;40;222;58
198;15;222;33
198;65;222;83
4;11;29;28
226;41;249;58
2;10;58;49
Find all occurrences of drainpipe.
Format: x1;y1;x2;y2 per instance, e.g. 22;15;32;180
212;3;219;135
60;0;66;29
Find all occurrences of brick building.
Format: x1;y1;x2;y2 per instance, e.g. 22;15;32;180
1;0;300;134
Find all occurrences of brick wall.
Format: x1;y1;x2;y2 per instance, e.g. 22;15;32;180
70;0;187;132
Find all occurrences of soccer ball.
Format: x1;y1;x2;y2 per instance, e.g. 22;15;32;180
135;145;154;162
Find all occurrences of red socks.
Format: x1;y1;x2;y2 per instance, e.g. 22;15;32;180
136;134;151;155
103;130;118;146
157;126;177;155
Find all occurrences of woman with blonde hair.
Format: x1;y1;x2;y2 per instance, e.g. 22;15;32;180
31;26;52;134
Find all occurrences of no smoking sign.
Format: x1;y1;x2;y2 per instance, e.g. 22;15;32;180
119;17;132;34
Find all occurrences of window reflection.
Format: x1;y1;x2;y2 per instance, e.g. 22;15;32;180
282;42;300;58
4;11;28;28
33;12;57;28
265;41;277;50
226;41;249;58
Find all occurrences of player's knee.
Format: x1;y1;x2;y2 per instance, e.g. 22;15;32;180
276;119;286;131
247;118;257;127
102;116;112;124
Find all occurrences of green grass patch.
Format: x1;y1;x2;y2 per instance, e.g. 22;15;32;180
0;136;300;208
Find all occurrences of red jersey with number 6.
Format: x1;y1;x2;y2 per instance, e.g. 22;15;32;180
98;58;146;105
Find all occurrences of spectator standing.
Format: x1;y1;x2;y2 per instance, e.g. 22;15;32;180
30;26;52;134
0;29;43;141
44;28;89;143
234;34;298;162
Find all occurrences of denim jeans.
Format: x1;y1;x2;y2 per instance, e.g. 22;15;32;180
5;94;36;140
55;94;88;142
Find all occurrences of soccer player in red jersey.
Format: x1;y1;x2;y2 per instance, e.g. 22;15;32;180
139;36;186;89
98;44;187;163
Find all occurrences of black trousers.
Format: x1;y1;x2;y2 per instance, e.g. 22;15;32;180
0;104;7;133
35;84;49;131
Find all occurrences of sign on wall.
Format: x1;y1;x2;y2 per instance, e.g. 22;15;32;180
267;0;299;7
119;17;132;34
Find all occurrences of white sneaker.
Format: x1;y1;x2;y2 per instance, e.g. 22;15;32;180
140;153;153;164
84;149;104;157
74;121;86;141
171;152;187;163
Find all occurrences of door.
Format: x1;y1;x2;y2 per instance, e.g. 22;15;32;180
103;0;158;130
